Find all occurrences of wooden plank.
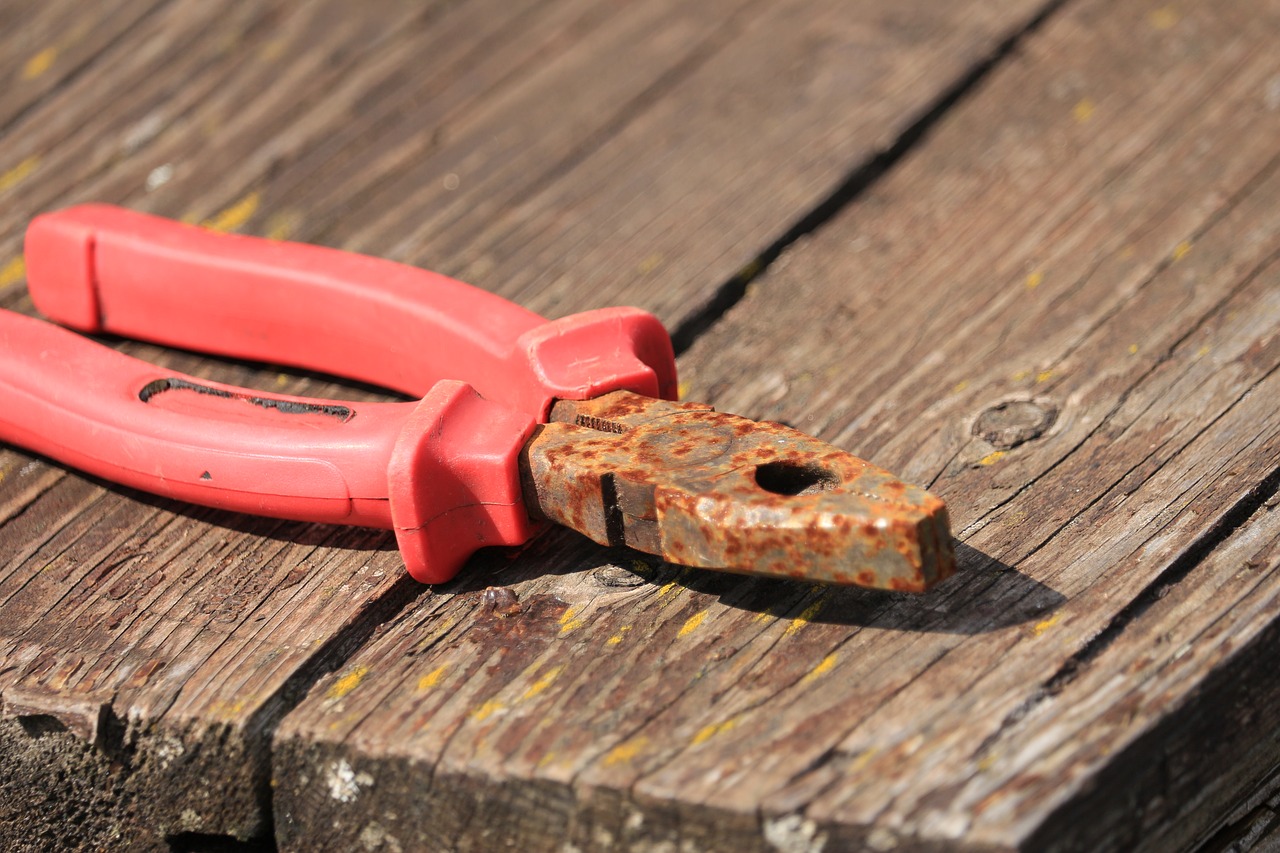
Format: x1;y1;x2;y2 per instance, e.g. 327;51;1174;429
271;0;1280;849
0;0;1062;848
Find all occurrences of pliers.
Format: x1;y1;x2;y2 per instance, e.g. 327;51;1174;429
0;205;955;591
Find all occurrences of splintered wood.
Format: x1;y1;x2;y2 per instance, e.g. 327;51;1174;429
1;0;1277;850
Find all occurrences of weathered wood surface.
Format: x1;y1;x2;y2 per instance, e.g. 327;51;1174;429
671;0;1280;848
0;0;1068;849
271;0;1280;850
1200;763;1280;853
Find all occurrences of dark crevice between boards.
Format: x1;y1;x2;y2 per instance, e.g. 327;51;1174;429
667;0;1074;357
167;831;277;853
1191;758;1280;851
232;573;426;851
1047;461;1280;692
978;460;1280;761
1025;564;1280;852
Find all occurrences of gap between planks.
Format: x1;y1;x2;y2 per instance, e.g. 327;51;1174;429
668;0;1073;355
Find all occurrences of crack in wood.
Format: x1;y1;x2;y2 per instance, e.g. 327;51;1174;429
1049;151;1280;374
967;353;1280;762
667;0;1074;356
957;223;1280;542
979;456;1280;771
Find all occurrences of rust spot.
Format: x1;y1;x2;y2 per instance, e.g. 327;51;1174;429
471;593;569;641
482;586;522;617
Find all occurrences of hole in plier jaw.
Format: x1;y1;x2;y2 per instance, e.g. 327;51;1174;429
753;461;839;496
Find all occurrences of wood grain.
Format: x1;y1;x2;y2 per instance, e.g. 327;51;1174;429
0;0;1061;848
272;0;1280;849
0;0;166;133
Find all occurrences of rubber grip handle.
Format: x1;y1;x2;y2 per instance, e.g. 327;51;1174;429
0;309;538;582
24;204;679;419
0;308;411;527
24;204;545;400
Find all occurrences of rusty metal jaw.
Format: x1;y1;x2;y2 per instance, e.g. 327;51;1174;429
518;391;955;591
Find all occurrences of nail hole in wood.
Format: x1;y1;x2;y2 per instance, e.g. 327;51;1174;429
973;398;1058;449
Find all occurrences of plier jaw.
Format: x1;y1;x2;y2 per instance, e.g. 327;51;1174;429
522;391;955;591
2;205;955;592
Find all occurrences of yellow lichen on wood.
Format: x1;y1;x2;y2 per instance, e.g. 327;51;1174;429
327;665;368;699
265;210;301;241
416;665;448;692
1025;271;1044;290
0;258;25;290
472;699;505;721
979;450;1006;466
606;626;632;646
803;653;838;683
603;736;648;766
202;191;261;233
784;596;827;636
558;607;585;634
258;38;288;61
214;698;249;719
521;665;564;701
678;609;708;638
1033;613;1061;636
0;156;40;193
1148;6;1180;29
1072;98;1096;123
22;47;57;80
638;254;663;274
692;717;738;746
848;748;878;773
736;258;762;281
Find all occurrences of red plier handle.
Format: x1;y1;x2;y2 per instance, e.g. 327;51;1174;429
2;205;676;582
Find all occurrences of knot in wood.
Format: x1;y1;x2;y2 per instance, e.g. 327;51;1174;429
973;398;1057;449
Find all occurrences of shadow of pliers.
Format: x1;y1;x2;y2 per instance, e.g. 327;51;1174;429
0;205;954;591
